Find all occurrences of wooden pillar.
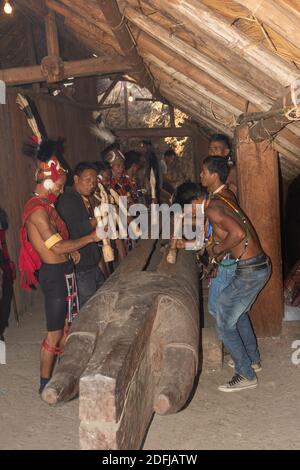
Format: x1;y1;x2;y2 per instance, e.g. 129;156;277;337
124;81;129;128
45;10;60;57
236;125;283;337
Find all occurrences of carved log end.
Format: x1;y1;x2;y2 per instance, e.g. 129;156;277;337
153;393;172;415
41;387;59;405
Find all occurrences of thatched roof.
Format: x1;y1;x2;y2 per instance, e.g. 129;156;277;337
2;0;300;180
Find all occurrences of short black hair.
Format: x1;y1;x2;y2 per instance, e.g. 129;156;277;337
164;149;176;158
174;181;204;207
142;140;152;147
209;133;231;149
93;161;111;174
203;156;229;184
124;150;142;170
74;162;98;176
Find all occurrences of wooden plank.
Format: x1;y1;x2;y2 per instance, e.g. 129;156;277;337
45;10;60;56
235;0;300;51
124;6;273;109
146;0;299;86
143;52;243;115
236;126;283;337
143;0;284;101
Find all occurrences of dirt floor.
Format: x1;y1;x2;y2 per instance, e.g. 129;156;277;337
1;295;300;450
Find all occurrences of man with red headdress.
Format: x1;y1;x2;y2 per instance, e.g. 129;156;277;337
20;139;100;393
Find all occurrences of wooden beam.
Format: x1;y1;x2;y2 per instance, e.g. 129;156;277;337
124;6;273;110
143;51;243;116
138;33;248;113
235;0;300;52
46;0;123;56
59;0;113;36
146;0;299;86
97;0;155;93
0;58;133;86
152;66;237;127
143;0;283;101
45;10;60;56
156;69;300;168
236;125;283;337
160;87;234;136
113;127;194;138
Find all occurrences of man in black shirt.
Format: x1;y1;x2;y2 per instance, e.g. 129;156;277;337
57;162;105;307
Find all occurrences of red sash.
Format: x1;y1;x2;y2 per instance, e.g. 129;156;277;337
19;196;69;291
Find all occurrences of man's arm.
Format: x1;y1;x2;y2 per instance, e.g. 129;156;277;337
206;204;245;257
29;209;99;254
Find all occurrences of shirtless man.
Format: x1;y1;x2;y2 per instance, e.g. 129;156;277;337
20;144;100;393
201;156;238;325
176;159;271;391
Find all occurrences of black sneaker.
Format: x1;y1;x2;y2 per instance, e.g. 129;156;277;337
218;373;258;392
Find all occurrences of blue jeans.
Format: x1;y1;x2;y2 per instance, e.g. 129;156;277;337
210;259;271;379
208;260;237;318
76;266;105;308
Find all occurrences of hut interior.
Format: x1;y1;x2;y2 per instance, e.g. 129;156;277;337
1;0;300;451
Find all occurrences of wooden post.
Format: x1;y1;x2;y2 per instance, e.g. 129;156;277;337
236;125;283;337
169;104;175;128
45;10;60;57
42;10;64;83
124;81;129;128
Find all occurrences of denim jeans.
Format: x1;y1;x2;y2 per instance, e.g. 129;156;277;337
76;266;105;308
208;260;237;318
210;257;271;380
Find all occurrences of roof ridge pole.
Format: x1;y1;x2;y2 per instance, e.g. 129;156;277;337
97;0;156;95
